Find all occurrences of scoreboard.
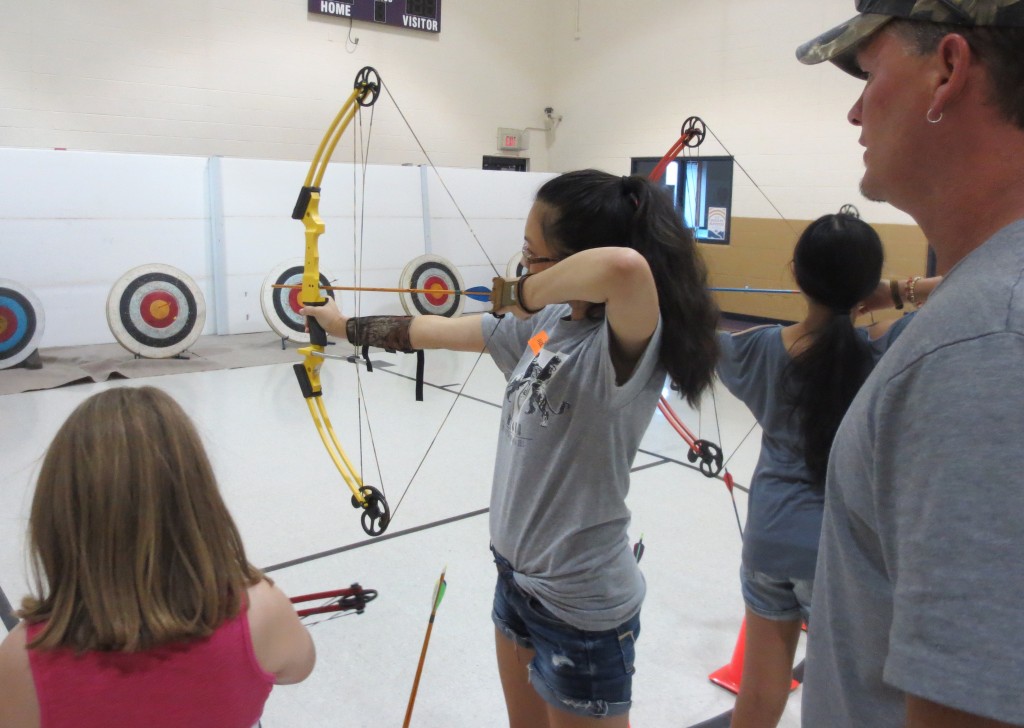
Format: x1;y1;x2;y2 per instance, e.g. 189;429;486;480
309;0;442;34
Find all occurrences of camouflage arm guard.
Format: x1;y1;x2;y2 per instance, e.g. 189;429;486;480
346;315;416;353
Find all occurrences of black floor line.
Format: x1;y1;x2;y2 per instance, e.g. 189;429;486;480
261;451;742;576
381;365;751;495
631;457;672;473
262;507;490;573
3;351;780;720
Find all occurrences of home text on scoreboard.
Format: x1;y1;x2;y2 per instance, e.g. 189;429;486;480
308;0;442;34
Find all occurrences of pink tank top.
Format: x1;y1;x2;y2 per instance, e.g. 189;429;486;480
27;606;275;728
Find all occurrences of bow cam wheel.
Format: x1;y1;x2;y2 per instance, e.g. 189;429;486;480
686;439;724;478
355;67;382;107
681;116;707;148
352;485;390;536
339;585;379;614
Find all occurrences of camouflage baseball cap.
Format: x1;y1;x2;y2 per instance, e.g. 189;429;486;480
797;0;1024;77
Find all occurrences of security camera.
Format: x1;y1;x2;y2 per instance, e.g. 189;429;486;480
544;107;554;115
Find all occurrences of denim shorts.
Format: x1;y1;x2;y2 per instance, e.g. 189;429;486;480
491;548;639;718
740;564;813;623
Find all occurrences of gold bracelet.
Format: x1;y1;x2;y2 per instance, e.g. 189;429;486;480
889;278;904;310
907;276;923;307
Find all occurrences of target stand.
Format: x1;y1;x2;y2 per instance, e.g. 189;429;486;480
260;259;340;349
0;279;46;370
106;264;206;359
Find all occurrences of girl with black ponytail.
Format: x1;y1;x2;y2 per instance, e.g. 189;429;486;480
302;168;719;727
716;213;940;728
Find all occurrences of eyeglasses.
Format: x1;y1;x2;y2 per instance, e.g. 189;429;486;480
521;245;562;265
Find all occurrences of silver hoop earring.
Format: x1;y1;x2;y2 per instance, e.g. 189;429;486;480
926;108;943;124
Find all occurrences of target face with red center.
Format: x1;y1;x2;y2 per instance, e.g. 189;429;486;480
0;279;45;369
260;259;339;343
399;254;465;318
106;264;206;358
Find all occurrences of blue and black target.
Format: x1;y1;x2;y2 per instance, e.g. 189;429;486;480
0;280;45;369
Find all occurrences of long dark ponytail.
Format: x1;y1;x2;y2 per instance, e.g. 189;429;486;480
784;213;884;484
535;170;719;406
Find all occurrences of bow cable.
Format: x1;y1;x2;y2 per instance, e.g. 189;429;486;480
323;72;508;530
700;123;797;507
379;79;509;526
649;117;802;540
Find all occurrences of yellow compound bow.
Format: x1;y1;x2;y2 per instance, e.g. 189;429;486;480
291;66;390;537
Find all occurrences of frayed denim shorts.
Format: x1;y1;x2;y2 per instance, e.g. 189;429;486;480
740;564;813;623
491;548;639;718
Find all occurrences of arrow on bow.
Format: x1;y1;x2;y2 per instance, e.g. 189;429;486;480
272;282;495;302
275;282;795;300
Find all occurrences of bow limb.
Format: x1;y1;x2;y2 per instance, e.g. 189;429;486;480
649;116;707;181
292;67;391;537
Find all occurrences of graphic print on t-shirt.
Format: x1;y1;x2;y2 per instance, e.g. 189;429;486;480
504;349;571;443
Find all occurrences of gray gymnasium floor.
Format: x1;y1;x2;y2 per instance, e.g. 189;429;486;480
0;329;803;728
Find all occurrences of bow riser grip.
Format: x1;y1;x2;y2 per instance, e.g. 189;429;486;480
302;300;329;347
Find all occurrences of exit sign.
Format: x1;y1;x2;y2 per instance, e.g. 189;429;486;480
498;128;527;151
309;0;442;34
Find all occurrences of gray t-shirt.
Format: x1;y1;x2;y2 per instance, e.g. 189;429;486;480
716;321;911;580
803;220;1024;727
483;305;665;631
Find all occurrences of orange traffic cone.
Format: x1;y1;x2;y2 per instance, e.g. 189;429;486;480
708;617;799;694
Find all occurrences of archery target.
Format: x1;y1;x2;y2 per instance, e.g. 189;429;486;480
260;259;339;344
0;279;45;369
399;254;466;318
506;252;527;279
106;264;206;358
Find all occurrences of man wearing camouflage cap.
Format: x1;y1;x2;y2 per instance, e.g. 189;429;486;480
796;2;1024;727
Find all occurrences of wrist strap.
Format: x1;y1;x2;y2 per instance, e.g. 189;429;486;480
516;274;544;314
889;278;904;310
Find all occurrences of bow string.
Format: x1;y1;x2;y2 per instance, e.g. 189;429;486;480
649;117;799;538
